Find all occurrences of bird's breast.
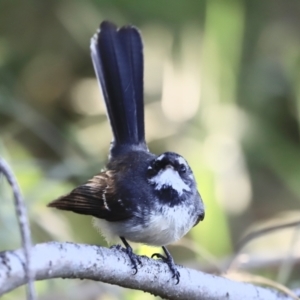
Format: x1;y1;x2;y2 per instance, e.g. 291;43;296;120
94;201;198;246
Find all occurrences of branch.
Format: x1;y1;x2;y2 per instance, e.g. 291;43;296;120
0;242;294;300
0;158;36;300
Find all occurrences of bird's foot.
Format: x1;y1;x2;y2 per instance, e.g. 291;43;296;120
120;237;142;274
152;246;180;284
124;244;142;274
110;244;122;251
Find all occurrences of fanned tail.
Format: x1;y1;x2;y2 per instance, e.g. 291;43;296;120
90;21;147;157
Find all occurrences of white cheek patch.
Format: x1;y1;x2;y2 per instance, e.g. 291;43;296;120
189;173;195;180
149;168;190;195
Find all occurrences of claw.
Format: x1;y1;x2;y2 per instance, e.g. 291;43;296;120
152;246;180;284
110;244;122;251
120;237;142;274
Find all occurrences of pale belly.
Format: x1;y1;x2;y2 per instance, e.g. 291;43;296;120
93;203;196;246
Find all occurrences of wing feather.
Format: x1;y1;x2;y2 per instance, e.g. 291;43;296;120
48;171;132;221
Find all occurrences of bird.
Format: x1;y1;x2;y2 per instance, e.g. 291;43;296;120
48;21;205;284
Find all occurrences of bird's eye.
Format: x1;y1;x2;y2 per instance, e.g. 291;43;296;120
147;166;155;177
153;160;161;170
147;160;159;177
179;164;186;173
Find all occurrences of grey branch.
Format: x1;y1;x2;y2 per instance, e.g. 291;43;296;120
0;242;294;300
0;158;36;300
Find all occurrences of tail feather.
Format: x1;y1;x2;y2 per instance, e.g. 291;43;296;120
91;21;147;156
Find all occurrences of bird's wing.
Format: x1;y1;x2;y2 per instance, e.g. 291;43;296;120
48;171;133;221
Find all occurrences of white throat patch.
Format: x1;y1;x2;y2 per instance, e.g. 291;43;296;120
149;167;190;195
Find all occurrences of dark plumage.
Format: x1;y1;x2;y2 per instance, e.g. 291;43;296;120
90;21;147;157
48;21;205;284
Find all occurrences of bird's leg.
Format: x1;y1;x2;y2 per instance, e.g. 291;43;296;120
120;237;142;274
152;246;180;284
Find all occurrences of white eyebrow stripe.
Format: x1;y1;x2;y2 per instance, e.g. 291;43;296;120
177;156;188;167
149;168;190;195
156;154;165;161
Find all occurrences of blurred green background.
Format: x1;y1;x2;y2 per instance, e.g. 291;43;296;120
1;0;300;299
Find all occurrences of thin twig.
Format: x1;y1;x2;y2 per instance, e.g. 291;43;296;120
225;219;300;272
0;157;36;300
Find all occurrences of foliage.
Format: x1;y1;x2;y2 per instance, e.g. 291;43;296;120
1;0;300;299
